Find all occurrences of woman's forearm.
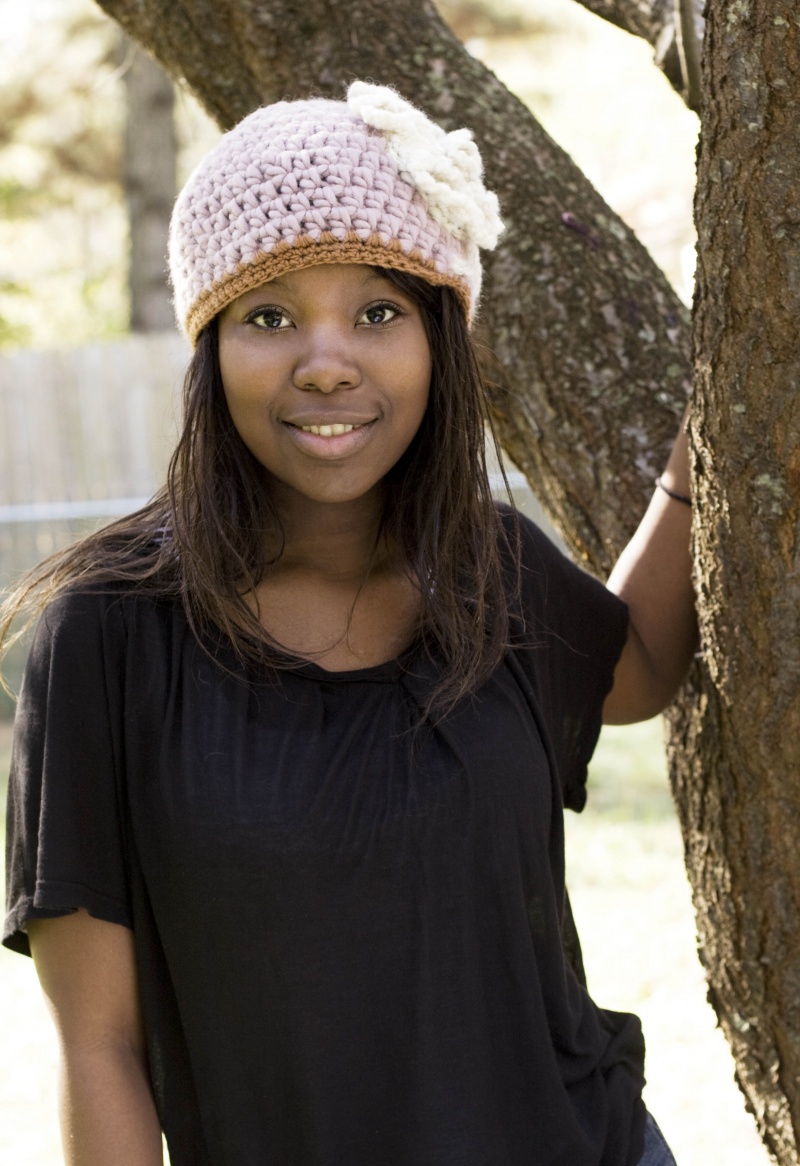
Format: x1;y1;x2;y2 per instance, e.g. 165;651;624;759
604;409;697;722
29;911;160;1166
59;1043;163;1166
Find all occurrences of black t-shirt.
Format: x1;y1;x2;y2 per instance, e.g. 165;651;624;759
4;512;646;1165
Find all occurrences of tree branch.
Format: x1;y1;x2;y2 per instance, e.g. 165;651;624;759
569;0;704;109
673;0;703;112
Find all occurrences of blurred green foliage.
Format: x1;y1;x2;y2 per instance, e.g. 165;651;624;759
0;1;127;348
0;0;226;350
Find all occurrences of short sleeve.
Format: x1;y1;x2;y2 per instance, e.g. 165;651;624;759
503;509;629;813
3;590;133;956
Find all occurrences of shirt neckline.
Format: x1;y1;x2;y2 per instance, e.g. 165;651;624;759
278;637;423;684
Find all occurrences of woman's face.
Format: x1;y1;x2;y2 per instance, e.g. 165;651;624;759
217;264;432;512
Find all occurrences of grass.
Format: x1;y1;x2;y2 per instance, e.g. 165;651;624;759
568;719;769;1165
0;715;771;1165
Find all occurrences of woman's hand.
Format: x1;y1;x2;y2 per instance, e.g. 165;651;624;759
603;408;697;724
28;910;163;1166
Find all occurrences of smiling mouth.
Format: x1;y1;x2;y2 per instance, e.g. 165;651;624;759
292;422;368;437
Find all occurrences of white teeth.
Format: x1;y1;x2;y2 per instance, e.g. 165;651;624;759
299;422;360;436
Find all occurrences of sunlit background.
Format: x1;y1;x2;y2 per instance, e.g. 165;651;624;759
0;1;770;1163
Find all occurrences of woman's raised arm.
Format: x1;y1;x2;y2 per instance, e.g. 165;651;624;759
603;409;697;724
28;910;163;1166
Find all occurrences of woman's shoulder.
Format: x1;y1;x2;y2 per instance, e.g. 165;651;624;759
19;584;188;715
16;507;178;643
493;500;570;581
41;577;174;619
34;581;181;660
493;500;626;636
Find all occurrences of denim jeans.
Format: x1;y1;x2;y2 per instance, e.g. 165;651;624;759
637;1112;678;1165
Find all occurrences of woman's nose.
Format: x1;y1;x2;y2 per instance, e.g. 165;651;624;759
292;329;362;394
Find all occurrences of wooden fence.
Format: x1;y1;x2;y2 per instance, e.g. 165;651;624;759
0;330;189;520
0;331;190;708
0;330;189;571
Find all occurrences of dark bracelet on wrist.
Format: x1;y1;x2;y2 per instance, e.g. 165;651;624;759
655;476;692;506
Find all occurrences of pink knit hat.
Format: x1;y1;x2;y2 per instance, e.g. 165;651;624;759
169;82;504;345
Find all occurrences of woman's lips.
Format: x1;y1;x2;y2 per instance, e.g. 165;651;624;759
282;419;377;458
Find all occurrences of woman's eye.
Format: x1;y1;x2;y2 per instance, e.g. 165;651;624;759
358;302;399;326
249;308;291;330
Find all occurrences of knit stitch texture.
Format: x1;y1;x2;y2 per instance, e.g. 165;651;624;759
169;85;503;344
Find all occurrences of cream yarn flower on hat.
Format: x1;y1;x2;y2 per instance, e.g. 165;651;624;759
347;82;503;300
169;83;504;345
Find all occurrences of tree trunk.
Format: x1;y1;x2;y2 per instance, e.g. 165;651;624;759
665;1;800;1158
92;0;800;1158
121;37;177;331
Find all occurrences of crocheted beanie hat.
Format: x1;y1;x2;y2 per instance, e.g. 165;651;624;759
169;82;504;345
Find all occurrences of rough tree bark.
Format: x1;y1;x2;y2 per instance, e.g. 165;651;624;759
665;1;800;1160
91;0;800;1158
121;37;177;331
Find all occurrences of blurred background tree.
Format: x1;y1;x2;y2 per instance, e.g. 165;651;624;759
120;36;177;331
0;1;125;345
0;0;219;347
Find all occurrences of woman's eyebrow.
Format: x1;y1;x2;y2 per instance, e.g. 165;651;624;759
360;270;393;286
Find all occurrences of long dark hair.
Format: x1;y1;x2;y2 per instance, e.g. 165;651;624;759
0;269;516;717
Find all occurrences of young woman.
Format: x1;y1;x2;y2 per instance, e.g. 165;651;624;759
2;83;695;1165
